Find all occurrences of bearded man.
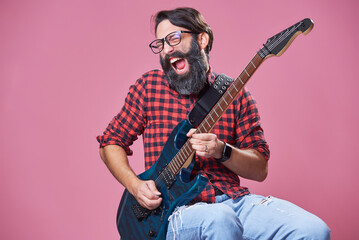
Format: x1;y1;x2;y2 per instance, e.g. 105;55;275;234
97;7;330;240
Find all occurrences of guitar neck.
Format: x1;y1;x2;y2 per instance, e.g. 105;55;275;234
196;54;263;134
167;53;264;176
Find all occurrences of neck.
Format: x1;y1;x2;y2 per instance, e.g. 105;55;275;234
200;49;210;72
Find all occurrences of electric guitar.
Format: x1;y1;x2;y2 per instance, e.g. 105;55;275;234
116;18;314;240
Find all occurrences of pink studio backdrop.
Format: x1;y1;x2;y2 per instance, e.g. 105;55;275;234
1;0;358;239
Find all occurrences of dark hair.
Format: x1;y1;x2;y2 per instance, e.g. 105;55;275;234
153;7;213;54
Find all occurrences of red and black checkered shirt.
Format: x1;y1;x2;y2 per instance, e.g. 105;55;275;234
97;69;269;203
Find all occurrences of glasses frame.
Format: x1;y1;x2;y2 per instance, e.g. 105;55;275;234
149;30;195;54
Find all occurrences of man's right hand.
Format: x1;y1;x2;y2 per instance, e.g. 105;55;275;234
130;179;162;210
100;145;162;210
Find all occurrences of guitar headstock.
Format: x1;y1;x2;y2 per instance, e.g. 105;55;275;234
258;18;314;59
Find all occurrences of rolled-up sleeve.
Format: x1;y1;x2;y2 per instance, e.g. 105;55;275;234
235;88;270;161
96;76;147;155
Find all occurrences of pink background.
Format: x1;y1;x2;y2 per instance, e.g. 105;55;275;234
1;0;358;239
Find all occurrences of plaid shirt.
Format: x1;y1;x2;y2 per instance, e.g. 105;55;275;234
97;69;269;203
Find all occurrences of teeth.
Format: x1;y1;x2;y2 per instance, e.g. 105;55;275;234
170;58;181;64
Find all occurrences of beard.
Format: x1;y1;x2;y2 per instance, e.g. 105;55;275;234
160;38;208;95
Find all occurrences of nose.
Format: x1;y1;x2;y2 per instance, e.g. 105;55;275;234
162;41;174;54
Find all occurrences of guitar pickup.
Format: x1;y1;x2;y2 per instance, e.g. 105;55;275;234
160;167;176;188
131;203;151;221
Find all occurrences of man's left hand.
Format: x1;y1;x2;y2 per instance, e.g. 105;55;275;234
187;128;224;159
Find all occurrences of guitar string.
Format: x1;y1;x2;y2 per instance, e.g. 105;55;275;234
266;22;303;52
267;23;299;51
258;23;299;58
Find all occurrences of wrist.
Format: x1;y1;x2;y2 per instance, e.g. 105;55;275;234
215;141;232;163
214;140;225;159
126;176;141;196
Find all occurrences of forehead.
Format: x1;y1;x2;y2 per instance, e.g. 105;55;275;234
156;19;188;39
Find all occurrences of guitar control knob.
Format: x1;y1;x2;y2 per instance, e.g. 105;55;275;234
148;230;157;237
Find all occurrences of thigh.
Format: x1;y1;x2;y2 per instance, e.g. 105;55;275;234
166;202;243;240
222;194;330;240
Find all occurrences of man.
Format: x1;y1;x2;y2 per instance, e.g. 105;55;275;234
97;7;330;239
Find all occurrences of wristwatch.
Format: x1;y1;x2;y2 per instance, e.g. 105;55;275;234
215;142;232;163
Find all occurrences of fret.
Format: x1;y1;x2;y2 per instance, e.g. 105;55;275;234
168;163;176;175
173;157;180;170
228;90;233;99
202;124;208;132
232;83;239;92
171;162;177;173
180;149;188;162
250;60;256;69
239;76;244;85
205;118;210;128
176;154;184;166
209;113;215;123
172;164;178;175
213;109;219;117
223;97;228;106
200;126;207;134
244;69;250;77
200;125;207;133
183;146;189;156
218;104;223;112
196;125;204;134
185;142;192;152
168;163;175;174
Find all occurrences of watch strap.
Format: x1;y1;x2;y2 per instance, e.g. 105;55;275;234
215;142;232;163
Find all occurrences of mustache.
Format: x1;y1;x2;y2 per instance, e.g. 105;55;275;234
161;51;188;67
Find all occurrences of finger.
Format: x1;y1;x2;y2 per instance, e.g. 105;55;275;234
190;138;215;149
145;197;162;210
146;180;161;197
190;138;211;146
191;132;216;141
137;181;158;201
191;143;204;151
186;128;197;137
144;181;162;209
191;143;210;157
138;194;162;210
193;148;207;157
137;183;162;210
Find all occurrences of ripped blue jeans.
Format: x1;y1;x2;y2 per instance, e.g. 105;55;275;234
166;194;330;240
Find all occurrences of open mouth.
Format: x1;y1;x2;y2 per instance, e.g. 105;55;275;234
170;57;189;74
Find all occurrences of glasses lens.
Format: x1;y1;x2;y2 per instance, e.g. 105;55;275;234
150;39;163;53
166;31;181;46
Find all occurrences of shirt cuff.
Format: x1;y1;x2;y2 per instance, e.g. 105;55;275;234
96;135;133;155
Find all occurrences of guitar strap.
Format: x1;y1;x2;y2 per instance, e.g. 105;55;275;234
188;73;233;127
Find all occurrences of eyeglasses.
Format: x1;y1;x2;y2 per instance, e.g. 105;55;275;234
149;30;195;54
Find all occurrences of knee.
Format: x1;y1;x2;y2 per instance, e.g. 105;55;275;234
292;216;331;240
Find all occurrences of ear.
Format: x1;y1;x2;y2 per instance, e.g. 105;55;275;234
197;32;209;50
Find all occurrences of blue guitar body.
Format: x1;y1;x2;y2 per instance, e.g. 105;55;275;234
116;119;209;239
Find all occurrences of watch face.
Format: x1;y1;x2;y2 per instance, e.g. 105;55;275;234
217;143;232;163
223;143;232;160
